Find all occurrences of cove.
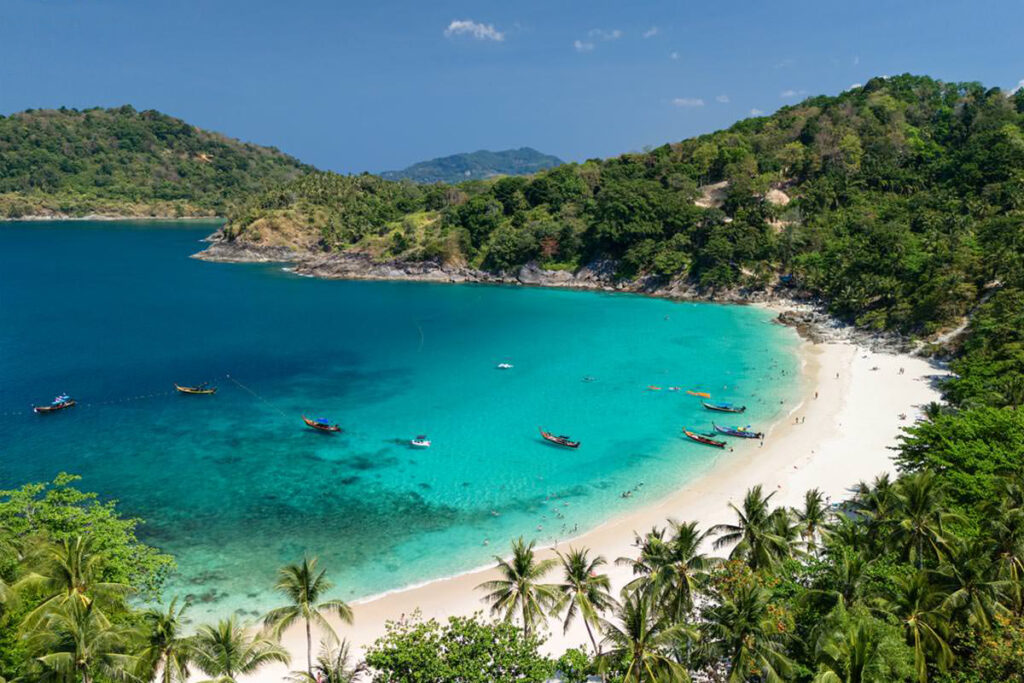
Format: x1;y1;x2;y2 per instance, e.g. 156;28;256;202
0;221;801;621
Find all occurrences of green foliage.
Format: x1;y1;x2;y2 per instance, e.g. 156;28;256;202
555;647;594;683
381;147;563;184
364;612;554;682
0;106;307;215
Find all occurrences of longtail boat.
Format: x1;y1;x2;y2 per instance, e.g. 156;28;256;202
701;400;746;414
303;416;342;433
34;394;76;414
713;422;764;439
539;428;580;449
682;429;726;448
686;390;711;398
175;383;217;395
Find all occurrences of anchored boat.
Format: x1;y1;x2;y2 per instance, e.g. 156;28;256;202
175;383;217;395
712;423;764;439
410;435;431;448
539;428;580;449
682;429;727;448
302;416;342;433
34;394;76;414
701;400;746;414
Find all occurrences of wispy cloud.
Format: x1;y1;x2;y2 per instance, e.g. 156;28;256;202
780;89;808;99
1014;79;1024;93
750;108;764;116
715;94;730;103
669;51;679;60
672;97;705;108
853;55;860;66
848;83;862;91
588;28;623;41
444;19;504;41
773;58;795;69
643;26;659;38
573;39;594;53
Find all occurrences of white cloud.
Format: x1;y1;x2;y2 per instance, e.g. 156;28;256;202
672;97;704;107
715;94;730;103
573;39;594;53
588;28;622;41
750;108;764;116
853;55;860;66
780;88;808;99
669;51;680;60
1014;79;1024;93
643;26;659;38
848;83;862;91
444;19;504;41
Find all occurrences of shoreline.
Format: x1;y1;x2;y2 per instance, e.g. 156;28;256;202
242;328;944;681
1;214;221;223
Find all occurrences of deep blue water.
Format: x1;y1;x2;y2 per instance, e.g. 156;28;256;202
0;221;800;620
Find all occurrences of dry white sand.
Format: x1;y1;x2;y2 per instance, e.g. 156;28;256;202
242;335;944;680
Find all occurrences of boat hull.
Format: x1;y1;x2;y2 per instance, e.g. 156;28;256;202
34;400;76;414
682;429;726;448
539;428;579;449
175;384;217;395
303;416;342;433
712;423;763;439
701;401;746;414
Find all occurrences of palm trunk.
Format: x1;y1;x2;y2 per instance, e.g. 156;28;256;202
584;619;607;683
306;616;313;675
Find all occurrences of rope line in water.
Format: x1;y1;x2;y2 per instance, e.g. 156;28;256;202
224;373;290;419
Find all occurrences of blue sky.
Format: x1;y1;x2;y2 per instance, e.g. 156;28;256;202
1;0;1021;173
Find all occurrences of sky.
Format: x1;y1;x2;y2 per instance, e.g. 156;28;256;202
1;0;1022;174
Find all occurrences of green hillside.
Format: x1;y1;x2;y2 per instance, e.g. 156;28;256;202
225;75;1024;343
0;105;310;218
380;147;563;184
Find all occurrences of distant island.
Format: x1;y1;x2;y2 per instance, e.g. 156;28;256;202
380;147;563;184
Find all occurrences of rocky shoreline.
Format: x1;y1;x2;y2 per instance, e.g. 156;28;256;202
193;237;915;353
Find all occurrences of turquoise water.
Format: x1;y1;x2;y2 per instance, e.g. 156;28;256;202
0;221;801;621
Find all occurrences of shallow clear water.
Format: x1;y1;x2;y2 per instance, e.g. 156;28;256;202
0;221;800;621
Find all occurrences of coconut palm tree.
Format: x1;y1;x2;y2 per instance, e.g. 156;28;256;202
137;597;193;683
888;471;960;568
852;474;897;549
935;537;1008;631
985;482;1024;615
29;600;139;683
17;535;133;628
263;557;353;676
704;582;794;683
476;537;558;638
286;632;366;683
554;547;616;655
619;520;717;623
873;571;952;683
810;604;898;683
710;486;792;571
597;588;694;682
190;617;290;683
795;488;833;555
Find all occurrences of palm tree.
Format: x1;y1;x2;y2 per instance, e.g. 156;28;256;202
597;588;694;682
619;520;717;623
16;535;133;628
710;485;793;570
554;547;616;655
263;557;353;676
985;482;1024;615
873;571;952;683
29;600;139;683
286;632;366;683
813;547;869;610
852;474;897;549
888;472;958;568
935;537;1008;631
704;582;794;683
476;537;558;638
190;617;290;683
137;597;193;683
810;604;890;683
795;488;833;554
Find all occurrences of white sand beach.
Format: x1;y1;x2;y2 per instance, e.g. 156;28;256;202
246;333;944;680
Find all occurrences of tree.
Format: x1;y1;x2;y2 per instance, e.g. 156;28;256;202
619;520;717;622
810;604;914;683
710;486;793;570
476;537;558;637
190;617;290;683
704;582;794;683
286;632;366;683
597;589;693;683
935;537;1008;630
16;535;133;628
873;571;952;683
887;472;958;568
138;597;193;683
554;547;615;655
795;488;833;554
28;600;138;683
263;557;353;676
364;612;553;682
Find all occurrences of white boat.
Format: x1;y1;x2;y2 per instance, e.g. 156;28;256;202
497;363;514;369
410;435;431;448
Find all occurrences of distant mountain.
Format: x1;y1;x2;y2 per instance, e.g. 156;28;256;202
381;147;564;184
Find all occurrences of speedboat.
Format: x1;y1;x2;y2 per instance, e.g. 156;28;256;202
410;435;431;448
497;363;514;369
